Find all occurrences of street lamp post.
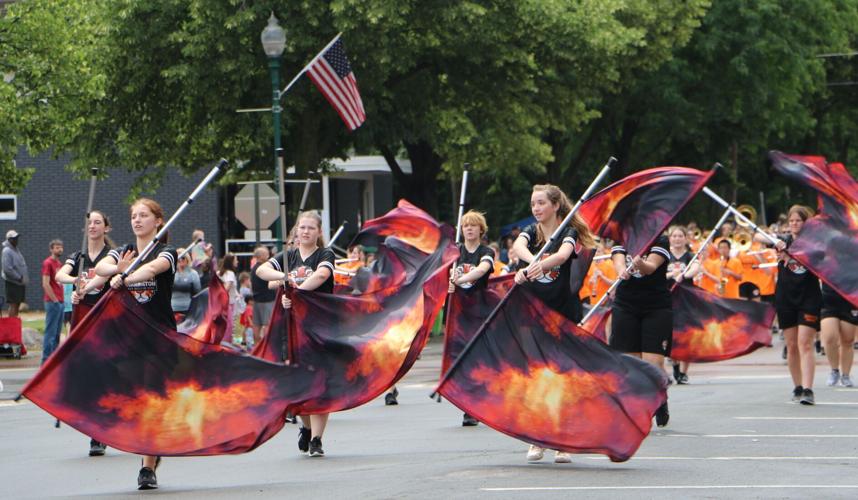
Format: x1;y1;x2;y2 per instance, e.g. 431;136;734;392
261;13;287;251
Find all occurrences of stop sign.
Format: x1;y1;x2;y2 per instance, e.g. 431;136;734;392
235;183;279;230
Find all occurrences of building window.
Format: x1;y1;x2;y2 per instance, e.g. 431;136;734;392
0;195;17;220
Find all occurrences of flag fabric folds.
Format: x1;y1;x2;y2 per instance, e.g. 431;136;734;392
22;289;324;456
254;200;458;414
437;286;668;462
670;283;775;362
579;167;716;258
307;37;366;131
176;274;229;345
769;151;858;307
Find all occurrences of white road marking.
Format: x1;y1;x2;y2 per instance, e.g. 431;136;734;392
735;416;858;420
481;485;858;492
666;434;858;438
585;456;858;461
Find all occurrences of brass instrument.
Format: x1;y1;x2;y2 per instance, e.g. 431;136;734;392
690;227;702;241
732;229;753;253
735;204;757;227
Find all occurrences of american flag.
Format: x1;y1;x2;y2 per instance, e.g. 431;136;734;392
307;37;366;131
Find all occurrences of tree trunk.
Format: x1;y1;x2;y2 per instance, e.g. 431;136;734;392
378;140;443;217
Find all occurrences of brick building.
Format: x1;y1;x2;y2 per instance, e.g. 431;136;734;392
1;151;223;311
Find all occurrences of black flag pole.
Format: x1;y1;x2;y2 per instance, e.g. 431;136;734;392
119;159;228;280
431;157;615;398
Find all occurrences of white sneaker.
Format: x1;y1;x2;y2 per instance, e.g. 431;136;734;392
526;445;544;462
840;375;854;388
554;451;572;463
827;369;841;387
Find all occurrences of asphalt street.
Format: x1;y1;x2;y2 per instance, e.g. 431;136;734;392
2;337;858;499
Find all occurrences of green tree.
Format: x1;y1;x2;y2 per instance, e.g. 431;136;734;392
566;0;858;222
0;0;107;192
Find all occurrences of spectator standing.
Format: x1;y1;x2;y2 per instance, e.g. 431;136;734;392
2;230;28;317
41;239;65;363
171;249;201;322
250;246;275;346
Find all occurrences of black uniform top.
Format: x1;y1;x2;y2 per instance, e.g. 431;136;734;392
269;247;336;294
517;223;580;320
612;235;672;311
774;235;821;306
107;242;177;328
454;243;494;291
251;261;276;303
668;250;694;284
64;245;112;306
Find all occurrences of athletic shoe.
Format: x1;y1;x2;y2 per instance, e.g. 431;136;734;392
827;369;841;387
137;467;157;490
308;437;324;457
800;388;815;406
554;451;572;464
840;375;854;388
462;413;479;426
672;363;682;382
88;439;106;457
655;402;669;427
526;445;544;462
677;373;689;385
298;426;311;452
782;345;788;360
384;387;399;406
792;385;803;402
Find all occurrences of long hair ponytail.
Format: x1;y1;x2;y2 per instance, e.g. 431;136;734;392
532;184;596;249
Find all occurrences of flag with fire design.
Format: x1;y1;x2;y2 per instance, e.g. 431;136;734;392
770;151;858;308
176;273;230;344
22;289;325;456
253;200;458;414
670;283;775;362
437;286;668;462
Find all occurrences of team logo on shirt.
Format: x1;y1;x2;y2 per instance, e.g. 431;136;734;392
289;266;314;285
455;264;474;289
785;258;807;274
667;262;686;275
84;268;102;295
624;255;643;279
536;254;561;284
126;280;157;304
851;309;858;318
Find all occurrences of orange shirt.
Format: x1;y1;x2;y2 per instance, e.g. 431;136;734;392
738;244;777;296
720;256;743;299
698;257;722;295
493;260;506;276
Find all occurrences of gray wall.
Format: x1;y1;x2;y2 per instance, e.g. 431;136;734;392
1;151;222;311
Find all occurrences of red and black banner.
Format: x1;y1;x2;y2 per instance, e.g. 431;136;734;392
670;283;775;362
437;286;667;462
442;275;513;374
770;151;858;307
23;289;323;456
176;274;229;345
579;167;716;258
254;200;458;414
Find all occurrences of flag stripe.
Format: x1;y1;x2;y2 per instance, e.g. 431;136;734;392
306;42;365;131
309;64;359;130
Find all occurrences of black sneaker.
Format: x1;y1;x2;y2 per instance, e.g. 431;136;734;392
677;373;689;385
384;387;399;406
137;467;157;490
672;363;682;382
655;402;669;427
298;426;311;452
462;413;479;426
308;436;324;457
89;439;106;457
800;388;815;406
792;385;804;402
